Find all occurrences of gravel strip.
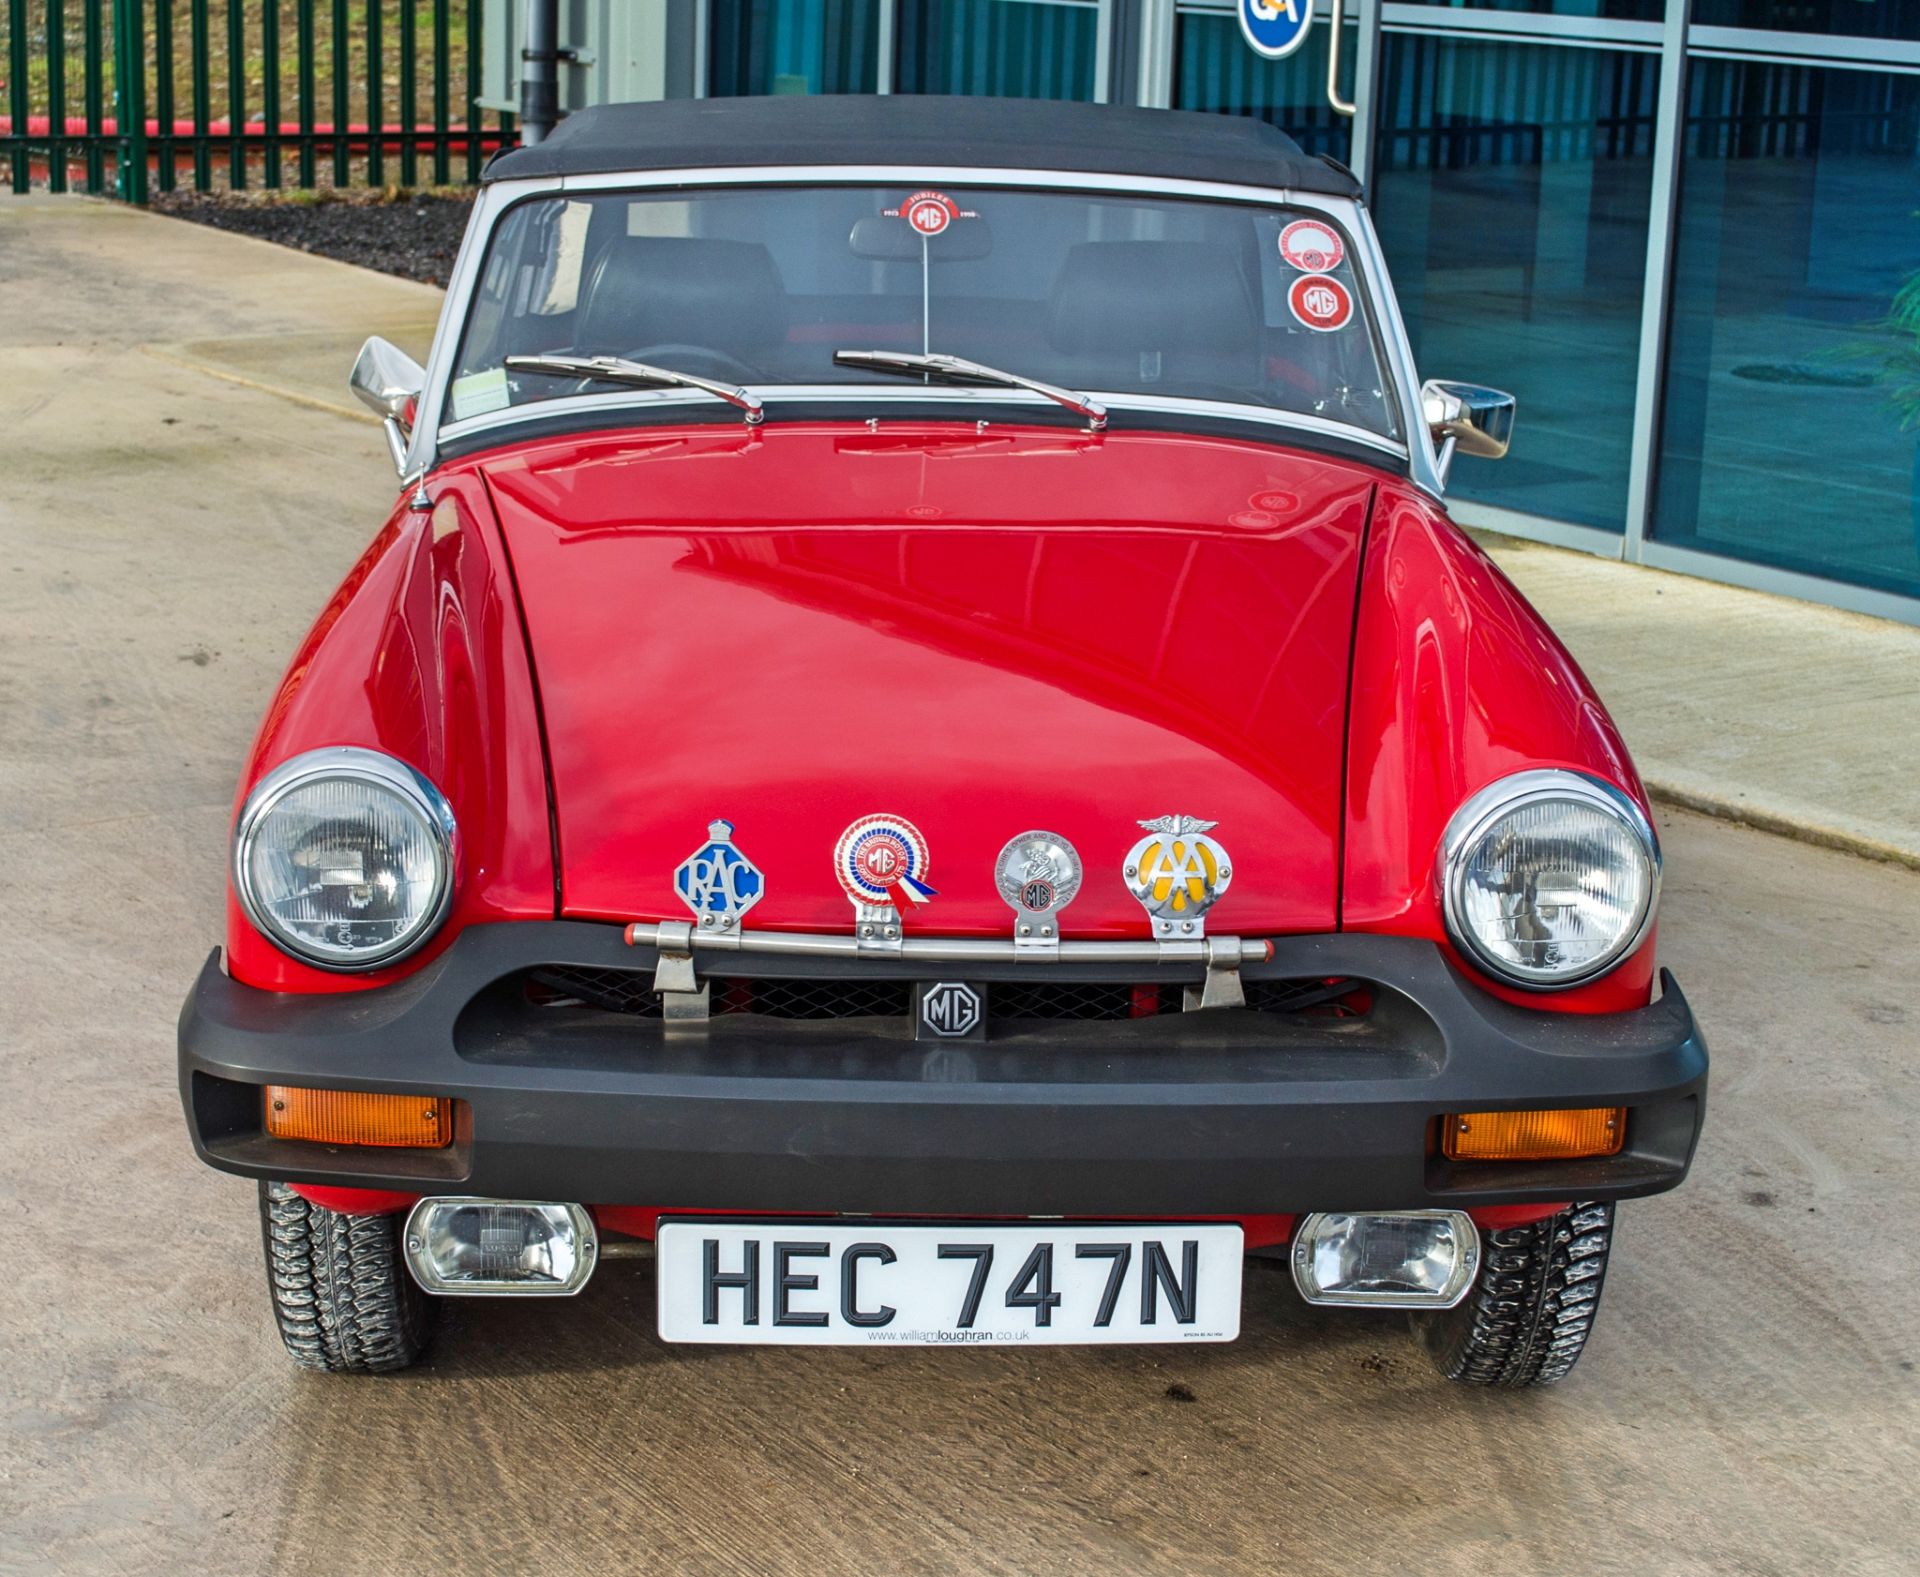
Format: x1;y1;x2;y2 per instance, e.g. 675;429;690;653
150;189;476;287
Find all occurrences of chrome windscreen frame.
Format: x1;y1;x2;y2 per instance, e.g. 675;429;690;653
404;165;1447;497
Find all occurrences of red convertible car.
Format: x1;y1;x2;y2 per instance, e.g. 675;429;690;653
179;96;1706;1385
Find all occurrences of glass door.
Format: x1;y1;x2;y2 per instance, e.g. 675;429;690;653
1170;0;1383;179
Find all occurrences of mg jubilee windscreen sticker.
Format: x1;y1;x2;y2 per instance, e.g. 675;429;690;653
1278;218;1345;274
1287;274;1354;333
835;814;939;909
885;190;978;237
1238;0;1313;61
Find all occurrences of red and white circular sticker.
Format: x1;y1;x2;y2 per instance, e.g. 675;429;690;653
903;191;958;236
1278;218;1345;274
1287;274;1353;333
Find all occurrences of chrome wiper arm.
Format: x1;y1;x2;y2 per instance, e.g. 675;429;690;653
504;352;764;426
834;350;1107;431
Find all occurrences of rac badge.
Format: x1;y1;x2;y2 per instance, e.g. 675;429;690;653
1125;815;1234;940
674;818;765;931
995;830;1083;948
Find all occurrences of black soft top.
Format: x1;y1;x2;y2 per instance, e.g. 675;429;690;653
482;95;1360;198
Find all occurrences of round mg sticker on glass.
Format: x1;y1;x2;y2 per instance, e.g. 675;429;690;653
1279;219;1345;274
904;191;957;236
1287;274;1354;333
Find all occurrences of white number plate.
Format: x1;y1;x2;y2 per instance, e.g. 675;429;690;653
656;1222;1242;1345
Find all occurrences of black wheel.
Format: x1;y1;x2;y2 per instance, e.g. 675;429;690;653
1412;1201;1614;1387
258;1181;436;1373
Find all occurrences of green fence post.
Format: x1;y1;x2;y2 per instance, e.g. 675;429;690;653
399;0;416;186
113;0;148;203
224;0;241;187
329;0;346;184
154;0;174;191
261;0;279;185
430;0;446;184
7;0;31;192
295;0;312;186
464;0;480;181
49;0;71;192
84;0;105;190
189;0;207;188
364;0;381;185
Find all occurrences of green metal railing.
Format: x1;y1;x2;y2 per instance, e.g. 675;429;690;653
1;0;513;202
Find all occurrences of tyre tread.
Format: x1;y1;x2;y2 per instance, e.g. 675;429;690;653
1413;1200;1615;1388
258;1181;433;1373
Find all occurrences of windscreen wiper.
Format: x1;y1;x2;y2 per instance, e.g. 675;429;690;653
504;352;764;426
833;350;1107;431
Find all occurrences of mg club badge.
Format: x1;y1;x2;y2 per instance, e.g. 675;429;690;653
673;818;765;932
995;830;1083;949
1238;0;1312;61
1125;815;1234;939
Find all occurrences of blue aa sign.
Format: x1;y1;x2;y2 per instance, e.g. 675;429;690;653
1238;0;1313;61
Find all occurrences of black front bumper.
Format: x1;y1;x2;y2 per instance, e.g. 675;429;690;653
179;922;1707;1215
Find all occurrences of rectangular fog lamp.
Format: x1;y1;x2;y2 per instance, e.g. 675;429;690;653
264;1085;453;1148
403;1199;597;1295
1444;1106;1624;1161
1292;1211;1478;1308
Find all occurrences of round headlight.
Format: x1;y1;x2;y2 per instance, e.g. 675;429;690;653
1440;770;1658;989
233;747;456;970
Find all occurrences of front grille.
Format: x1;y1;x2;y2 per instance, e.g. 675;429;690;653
526;967;911;1020
524;966;1366;1023
1246;977;1371;1017
989;981;1179;1020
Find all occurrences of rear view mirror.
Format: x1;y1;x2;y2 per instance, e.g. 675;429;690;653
848;214;994;263
350;336;427;476
1422;379;1515;481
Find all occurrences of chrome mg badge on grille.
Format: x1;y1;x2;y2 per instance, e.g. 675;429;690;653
1125;815;1234;940
995;830;1083;951
673;818;765;932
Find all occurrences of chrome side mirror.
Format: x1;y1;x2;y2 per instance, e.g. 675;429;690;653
350;336;427;476
1421;379;1515;482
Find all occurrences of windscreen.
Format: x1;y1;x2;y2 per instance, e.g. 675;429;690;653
447;185;1400;440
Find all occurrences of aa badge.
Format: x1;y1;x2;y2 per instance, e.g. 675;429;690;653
1124;815;1234;939
673;818;765;931
995;831;1083;948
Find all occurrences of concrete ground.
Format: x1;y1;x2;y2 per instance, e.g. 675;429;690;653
3;196;1917;1574
1481;535;1920;871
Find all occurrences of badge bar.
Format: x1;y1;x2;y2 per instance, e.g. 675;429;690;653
658;811;1237;956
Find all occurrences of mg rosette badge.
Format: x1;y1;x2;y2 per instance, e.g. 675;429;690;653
995;830;1083;944
1125;815;1234;938
673;818;765;931
834;813;939;915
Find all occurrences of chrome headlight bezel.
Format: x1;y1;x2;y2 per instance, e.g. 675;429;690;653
232;746;457;971
1439;769;1660;991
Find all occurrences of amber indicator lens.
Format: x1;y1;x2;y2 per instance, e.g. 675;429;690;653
1443;1106;1625;1161
264;1086;454;1148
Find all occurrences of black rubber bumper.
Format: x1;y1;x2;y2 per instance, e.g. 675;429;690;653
179;922;1708;1215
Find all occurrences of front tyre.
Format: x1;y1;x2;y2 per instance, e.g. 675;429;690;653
1412;1201;1614;1387
259;1180;436;1373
